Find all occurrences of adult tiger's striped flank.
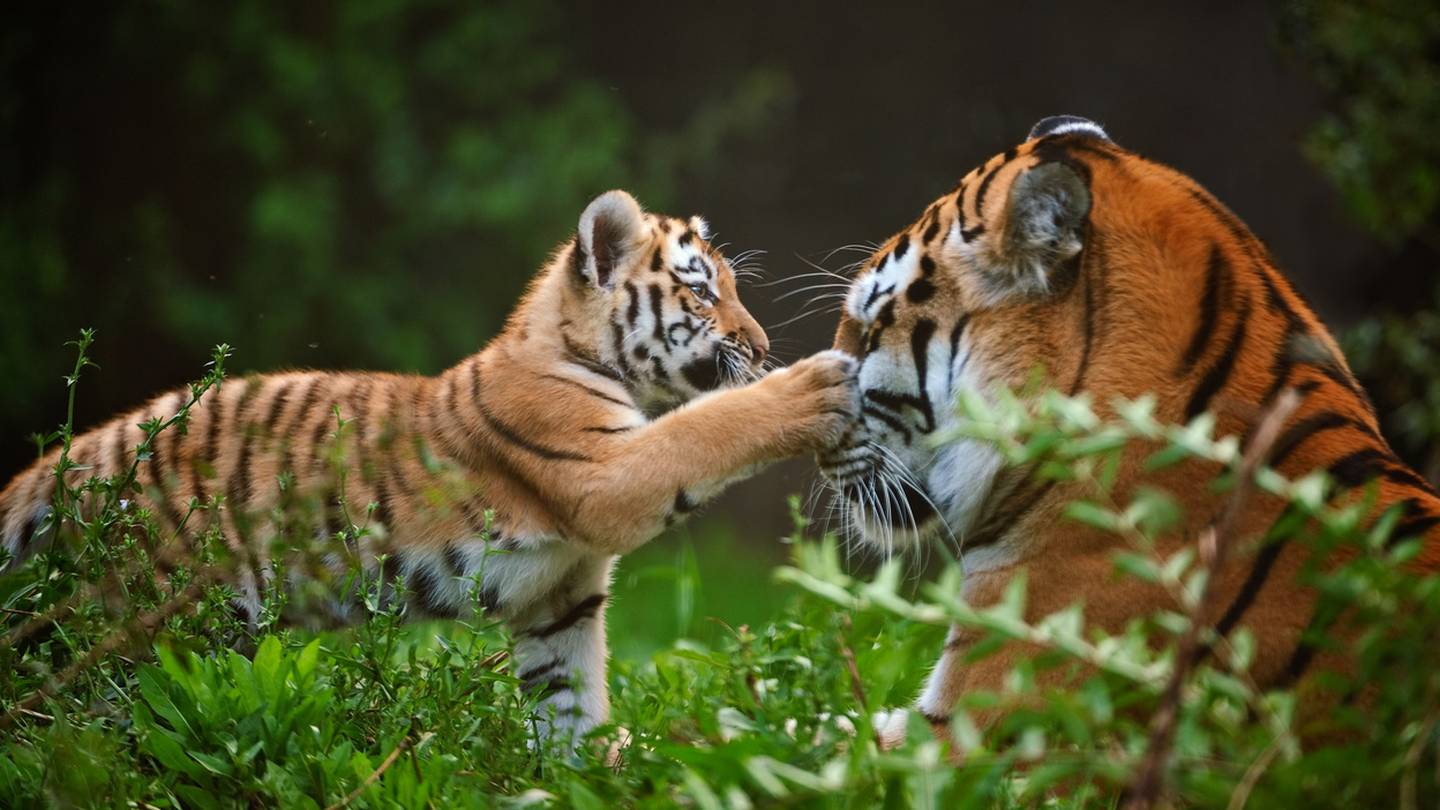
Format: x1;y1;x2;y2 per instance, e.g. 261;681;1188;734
818;116;1439;745
0;189;861;744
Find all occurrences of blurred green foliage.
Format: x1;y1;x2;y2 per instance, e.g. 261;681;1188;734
0;0;790;445
1279;0;1440;245
1280;0;1440;478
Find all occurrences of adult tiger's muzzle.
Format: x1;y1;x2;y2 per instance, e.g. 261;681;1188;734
819;437;939;532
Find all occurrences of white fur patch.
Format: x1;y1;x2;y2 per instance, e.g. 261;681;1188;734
1027;115;1108;141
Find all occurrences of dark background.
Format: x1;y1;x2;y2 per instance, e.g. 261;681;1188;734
3;1;1436;540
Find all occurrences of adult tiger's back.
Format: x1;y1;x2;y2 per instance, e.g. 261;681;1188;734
818;116;1440;740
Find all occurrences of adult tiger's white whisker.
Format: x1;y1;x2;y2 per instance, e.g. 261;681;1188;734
871;442;958;553
755;268;849;289
768;305;842;332
820;242;883;265
771;283;852;304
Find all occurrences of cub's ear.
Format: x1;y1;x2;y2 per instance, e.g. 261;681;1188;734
577;190;646;289
984;161;1090;297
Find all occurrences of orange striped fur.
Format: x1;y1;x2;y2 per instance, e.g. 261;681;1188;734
821;116;1439;743
0;189;860;743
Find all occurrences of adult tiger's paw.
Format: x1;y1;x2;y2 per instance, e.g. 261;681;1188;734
768;349;860;452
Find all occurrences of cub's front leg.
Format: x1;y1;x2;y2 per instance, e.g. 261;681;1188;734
568;350;861;555
507;553;616;749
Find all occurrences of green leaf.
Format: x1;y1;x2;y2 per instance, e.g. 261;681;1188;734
1064;501;1123;533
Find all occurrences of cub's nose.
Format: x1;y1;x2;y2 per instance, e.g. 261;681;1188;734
749;336;768;365
741;323;769;367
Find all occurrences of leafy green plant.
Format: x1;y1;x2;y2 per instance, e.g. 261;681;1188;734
2;334;1438;807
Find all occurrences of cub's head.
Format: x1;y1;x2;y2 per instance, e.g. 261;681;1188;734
566;190;769;411
821;116;1315;563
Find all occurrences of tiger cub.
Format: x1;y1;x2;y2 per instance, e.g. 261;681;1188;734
0;189;860;743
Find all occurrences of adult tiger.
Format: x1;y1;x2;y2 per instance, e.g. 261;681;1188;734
819;116;1440;744
0;189;860;744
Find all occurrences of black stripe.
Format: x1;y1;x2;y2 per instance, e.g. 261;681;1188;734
518;658;562;688
1328;449;1387;488
610;320;634;379
259;381;293;434
946;314;970;395
1183;186;1275;266
1214;536;1288;638
1066;231;1104;395
1179;244;1228;374
582;425;632;434
971;154;1011;223
474;372;592;463
891;235;910;262
409;564;458;618
968;479;1058;552
862;283;894;313
1269;411;1361;472
232;381;286;509
906;278;935;303
280;376;323;480
919;709;951;727
220;377;265;500
527;593;607;638
443;543;467;576
311;383;347;474
147;392;189;531
861;403;914;444
624;281;640;327
195;384;230;505
1278;641;1317;686
245;381;294;504
1326;449;1431;492
909;318;937;431
1389;498;1440;548
1391;515;1440;546
673;489;695;513
111;420;129;481
561;333;624;382
648;284;667;346
1184;299;1251;422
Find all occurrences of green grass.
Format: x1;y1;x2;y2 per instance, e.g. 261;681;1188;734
608;519;789;661
3;340;1437;808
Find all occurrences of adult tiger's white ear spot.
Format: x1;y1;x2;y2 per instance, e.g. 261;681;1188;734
983;161;1091;298
688;215;711;242
1027;114;1109;142
578;190;647;289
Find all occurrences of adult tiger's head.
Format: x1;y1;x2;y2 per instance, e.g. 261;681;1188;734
550;190;770;411
820;115;1354;562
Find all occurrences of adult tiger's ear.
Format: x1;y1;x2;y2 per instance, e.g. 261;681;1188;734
982;161;1090;298
577;190;646;289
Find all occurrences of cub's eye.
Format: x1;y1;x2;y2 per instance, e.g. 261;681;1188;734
688;283;714;302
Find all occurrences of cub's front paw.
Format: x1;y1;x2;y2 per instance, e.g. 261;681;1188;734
771;349;860;452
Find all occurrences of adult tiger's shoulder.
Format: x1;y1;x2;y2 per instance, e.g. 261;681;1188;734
0;189;860;744
819;115;1439;741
